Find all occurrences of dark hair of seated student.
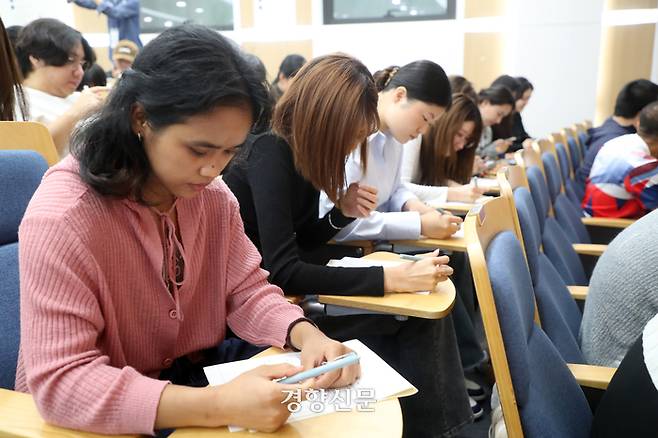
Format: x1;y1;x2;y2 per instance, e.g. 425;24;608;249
419;93;483;186
76;63;107;91
0;16;27;121
240;52;274;132
374;60;452;108
490;75;521;141
270;53;306;101
614;79;658;118
71;25;271;204
638;100;658;149
15;18;84;78
449;74;477;102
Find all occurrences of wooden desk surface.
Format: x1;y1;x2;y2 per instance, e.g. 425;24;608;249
0;388;139;438
171;398;402;437
393;236;467;252
317;252;456;319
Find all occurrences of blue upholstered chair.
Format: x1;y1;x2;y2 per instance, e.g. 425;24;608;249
541;151;590;244
464;197;594;437
566;134;582;174
525;165;589;286
554;142;585;211
513;186;585;363
0;150;48;389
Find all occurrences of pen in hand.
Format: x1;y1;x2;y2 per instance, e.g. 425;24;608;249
399;254;426;262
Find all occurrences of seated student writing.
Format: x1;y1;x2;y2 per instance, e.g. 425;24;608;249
583;100;658;218
16;25;358;436
401;93;486;203
224;54;472;438
319;61;464;242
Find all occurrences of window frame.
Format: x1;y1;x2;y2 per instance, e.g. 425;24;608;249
322;0;456;25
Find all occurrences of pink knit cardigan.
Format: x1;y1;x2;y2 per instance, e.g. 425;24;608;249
15;156;303;435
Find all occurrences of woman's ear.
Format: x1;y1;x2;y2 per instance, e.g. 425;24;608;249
28;55;43;70
130;103;147;136
393;86;408;103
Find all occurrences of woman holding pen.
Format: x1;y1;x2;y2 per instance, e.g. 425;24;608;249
16;26;358;436
401;93;486;204
318;61;464;243
224;54;472;438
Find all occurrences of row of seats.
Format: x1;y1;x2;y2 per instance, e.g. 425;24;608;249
463;120;621;437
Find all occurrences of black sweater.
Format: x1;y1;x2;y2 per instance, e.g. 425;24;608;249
223;133;384;297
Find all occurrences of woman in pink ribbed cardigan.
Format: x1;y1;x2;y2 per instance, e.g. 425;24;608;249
16;25;361;436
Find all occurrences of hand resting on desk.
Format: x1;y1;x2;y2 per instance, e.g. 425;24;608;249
383;250;453;293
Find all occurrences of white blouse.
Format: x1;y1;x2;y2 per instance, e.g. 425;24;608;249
319;131;422;241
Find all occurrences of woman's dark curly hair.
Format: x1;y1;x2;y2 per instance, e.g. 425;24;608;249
70;24;271;203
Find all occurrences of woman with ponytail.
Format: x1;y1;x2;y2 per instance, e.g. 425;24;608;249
319;60;463;242
16;25;358;435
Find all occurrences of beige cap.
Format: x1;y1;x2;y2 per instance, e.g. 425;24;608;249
113;40;139;63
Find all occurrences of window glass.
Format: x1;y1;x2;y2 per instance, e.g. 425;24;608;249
324;0;455;24
140;0;233;32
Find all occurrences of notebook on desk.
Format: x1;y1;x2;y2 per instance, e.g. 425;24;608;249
204;339;417;432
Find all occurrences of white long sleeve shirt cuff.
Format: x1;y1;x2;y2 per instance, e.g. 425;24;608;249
403;182;449;204
332;211;421;242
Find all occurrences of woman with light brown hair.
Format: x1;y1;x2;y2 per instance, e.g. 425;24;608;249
224;53;472;438
401;93;486;203
0;16;28;121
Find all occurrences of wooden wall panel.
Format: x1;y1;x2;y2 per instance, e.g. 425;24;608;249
241;40;312;82
72;5;108;33
595;23;656;123
240;0;254;28
463;32;505;91
606;0;657;9
465;0;508;18
296;0;312;25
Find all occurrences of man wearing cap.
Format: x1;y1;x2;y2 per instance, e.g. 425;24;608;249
109;39;138;78
68;0;142;59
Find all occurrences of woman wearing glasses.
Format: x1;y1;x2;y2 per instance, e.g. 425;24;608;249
15;18;107;157
401;93;485;203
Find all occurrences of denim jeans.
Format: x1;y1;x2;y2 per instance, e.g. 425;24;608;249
313;313;473;438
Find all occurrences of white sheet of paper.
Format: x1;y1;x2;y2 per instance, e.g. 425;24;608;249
203;339;415;432
471;177;500;189
451;227;464;239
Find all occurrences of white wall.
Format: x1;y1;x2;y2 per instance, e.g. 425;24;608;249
0;0;74;26
505;0;604;138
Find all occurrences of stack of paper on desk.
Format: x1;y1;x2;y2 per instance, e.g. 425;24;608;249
204;339;417;432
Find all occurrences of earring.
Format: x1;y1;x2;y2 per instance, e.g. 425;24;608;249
137;132;143;142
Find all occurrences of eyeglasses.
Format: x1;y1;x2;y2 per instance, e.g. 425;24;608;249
66;56;90;71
